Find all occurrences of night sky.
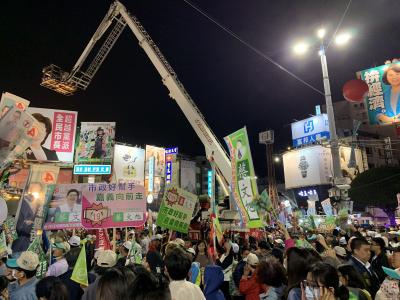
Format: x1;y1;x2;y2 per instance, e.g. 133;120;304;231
1;0;399;178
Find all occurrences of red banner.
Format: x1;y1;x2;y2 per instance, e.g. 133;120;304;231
95;229;111;250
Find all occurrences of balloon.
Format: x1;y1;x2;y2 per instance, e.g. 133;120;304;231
0;197;8;225
343;79;369;102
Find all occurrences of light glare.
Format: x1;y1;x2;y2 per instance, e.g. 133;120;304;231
293;42;309;55
335;32;351;46
317;28;326;39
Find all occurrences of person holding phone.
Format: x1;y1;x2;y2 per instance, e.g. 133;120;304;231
239;253;262;300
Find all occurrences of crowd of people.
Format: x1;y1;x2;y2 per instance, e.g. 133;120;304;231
0;223;399;300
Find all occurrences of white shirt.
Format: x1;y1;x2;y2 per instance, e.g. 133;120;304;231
46;257;68;277
391;91;399;115
169;280;205;300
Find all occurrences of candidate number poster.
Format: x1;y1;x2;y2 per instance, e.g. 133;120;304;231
76;122;116;163
224;127;262;229
156;186;197;234
27;107;78;162
44;184;83;230
81;183;146;229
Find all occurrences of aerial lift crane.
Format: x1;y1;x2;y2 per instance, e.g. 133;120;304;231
41;1;231;196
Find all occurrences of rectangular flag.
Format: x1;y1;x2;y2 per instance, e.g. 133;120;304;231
14;164;59;251
156;186;197;234
81;182;146;229
26;108;78;162
76;122;116;163
44;184;83;230
224;127;262;228
113;145;145;185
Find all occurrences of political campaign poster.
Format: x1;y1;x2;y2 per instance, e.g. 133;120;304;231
145;145;165;177
360;62;400;125
44;184;83;230
307;200;316;216
76;122;116;163
224;127;262;229
0;232;7;257
0;92;29;122
81;182;146;229
13;164;59;252
156;186;197;234
26;107;78;162
180;160;196;194
113;145;145;185
321;198;333;217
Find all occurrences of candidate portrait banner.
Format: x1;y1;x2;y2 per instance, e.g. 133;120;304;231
360;62;400;125
321;198;333;217
113;145;145;185
81;182;146;229
156;186;197;234
224;127;262;229
13;164;59;252
145;145;165;177
76;122;116;163
27;107;78;162
44;184;83;230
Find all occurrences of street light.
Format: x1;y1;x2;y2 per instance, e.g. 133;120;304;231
293;29;348;188
274;156;280;163
293;42;309;55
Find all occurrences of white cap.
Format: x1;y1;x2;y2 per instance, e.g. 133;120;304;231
246;253;259;266
231;243;239;254
129;230;135;235
334;246;347;258
274;239;284;245
187;248;196;256
17;251;39;271
339;237;347;245
123;241;132;250
96;250;117;268
151;234;163;241
68;235;81;247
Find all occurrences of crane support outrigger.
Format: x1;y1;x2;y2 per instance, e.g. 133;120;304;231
41;1;231;195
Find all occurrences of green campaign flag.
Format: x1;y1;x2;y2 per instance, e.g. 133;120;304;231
224;127;262;228
71;242;88;286
0;232;7;257
27;237;47;278
156;186;197;234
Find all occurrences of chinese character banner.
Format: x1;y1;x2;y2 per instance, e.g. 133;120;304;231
81;183;146;229
44;184;83;230
27;107;78;162
76;122;116;163
224;127;262;228
156;186;197;234
360;62;400;125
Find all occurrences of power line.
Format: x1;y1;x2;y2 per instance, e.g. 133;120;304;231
326;0;353;50
183;0;325;96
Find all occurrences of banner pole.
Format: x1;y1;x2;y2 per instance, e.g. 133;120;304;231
125;227;128;242
168;230;173;242
72;229;76;236
112;228;116;252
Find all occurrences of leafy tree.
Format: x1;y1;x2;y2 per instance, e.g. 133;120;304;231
349;167;400;210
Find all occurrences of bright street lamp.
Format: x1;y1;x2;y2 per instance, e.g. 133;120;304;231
317;28;326;39
335;32;351;46
274;156;280;163
293;42;309;55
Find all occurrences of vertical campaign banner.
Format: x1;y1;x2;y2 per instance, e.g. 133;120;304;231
14;164;59;251
321;199;333;217
360;62;400;125
224;127;262;228
156;186;197;233
165;147;178;186
76;122;116;163
81;182;146;229
145;145;165;177
113;145;145;185
27;108;78;162
44;184;83;230
180;160;197;194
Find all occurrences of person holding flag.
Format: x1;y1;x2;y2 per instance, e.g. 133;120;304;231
46;241;70;277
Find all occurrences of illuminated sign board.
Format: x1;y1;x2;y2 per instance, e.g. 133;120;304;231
165;147;178;155
73;165;111;175
165;147;178;185
148;156;155;192
291;114;330;147
207;170;213;198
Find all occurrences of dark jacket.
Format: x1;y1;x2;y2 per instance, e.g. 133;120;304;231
347;256;379;297
370;252;389;283
59;269;96;300
204;265;225;300
233;260;246;288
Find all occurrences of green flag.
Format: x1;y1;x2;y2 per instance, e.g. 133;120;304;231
27;237;47;278
71;243;88;286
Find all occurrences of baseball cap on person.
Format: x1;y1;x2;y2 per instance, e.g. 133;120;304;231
151;234;163;241
246;253;259;266
231;243;239;254
382;266;400;280
334;246;347;258
68;236;81;247
339;237;347;245
53;242;71;253
187;248;196;256
96;250;117;268
7;251;39;271
123;241;132;251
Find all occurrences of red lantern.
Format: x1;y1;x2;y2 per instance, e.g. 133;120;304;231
342;79;369;103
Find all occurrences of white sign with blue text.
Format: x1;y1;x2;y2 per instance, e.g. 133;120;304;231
73;164;111;175
291;114;330;147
